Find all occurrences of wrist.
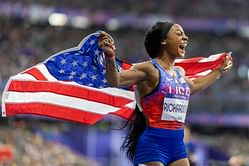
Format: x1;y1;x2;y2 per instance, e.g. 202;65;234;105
218;68;224;75
105;53;115;59
216;68;223;79
105;54;115;59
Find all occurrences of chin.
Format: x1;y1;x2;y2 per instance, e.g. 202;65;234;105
177;53;185;58
177;50;186;58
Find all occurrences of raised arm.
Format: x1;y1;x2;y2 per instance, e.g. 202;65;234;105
99;32;147;87
183;55;233;95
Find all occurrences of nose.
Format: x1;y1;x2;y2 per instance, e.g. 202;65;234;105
183;34;188;41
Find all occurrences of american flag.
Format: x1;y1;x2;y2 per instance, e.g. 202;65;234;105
175;52;231;79
1;31;230;124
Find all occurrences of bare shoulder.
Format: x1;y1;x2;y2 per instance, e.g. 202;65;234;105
132;61;156;74
133;61;159;96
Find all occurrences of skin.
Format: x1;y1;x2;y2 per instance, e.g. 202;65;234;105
99;24;233;166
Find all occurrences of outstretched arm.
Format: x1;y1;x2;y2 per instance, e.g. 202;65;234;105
99;32;147;87
183;55;233;95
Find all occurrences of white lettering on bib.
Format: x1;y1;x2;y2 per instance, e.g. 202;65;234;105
161;97;189;122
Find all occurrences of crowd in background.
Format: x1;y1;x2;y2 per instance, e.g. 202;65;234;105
0;120;249;165
0;1;249;166
184;125;249;166
0;17;248;113
2;0;249;20
0;121;99;166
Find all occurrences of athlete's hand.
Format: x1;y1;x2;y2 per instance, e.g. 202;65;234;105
98;31;116;59
218;54;233;75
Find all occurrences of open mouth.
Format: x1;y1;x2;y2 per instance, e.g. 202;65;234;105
179;43;187;51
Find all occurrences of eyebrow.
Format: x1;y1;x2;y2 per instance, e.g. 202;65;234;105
175;28;183;32
175;29;184;34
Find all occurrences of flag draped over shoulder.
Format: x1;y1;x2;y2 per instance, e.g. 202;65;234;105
2;32;135;124
1;31;230;124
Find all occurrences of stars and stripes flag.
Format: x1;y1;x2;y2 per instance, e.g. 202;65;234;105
1;31;230;124
174;52;232;79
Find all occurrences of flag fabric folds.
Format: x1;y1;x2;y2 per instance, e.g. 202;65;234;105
174;53;231;79
1;31;230;124
1;32;135;124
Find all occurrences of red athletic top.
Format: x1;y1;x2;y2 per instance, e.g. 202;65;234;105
141;59;190;130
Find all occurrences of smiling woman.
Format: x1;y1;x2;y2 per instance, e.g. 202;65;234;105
90;21;232;166
160;24;188;59
99;21;233;166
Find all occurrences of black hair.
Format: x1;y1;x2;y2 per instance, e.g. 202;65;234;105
144;21;174;58
120;21;174;163
120;105;146;162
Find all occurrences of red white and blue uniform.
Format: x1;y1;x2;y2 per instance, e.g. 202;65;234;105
134;59;190;166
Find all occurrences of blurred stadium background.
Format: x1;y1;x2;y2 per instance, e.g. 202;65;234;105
0;0;249;166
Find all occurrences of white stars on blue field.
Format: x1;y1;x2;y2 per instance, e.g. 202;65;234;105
45;34;108;88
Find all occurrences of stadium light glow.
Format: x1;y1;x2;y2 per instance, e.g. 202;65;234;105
248;68;249;80
71;16;90;29
48;13;68;26
238;25;249;38
238;64;248;78
106;18;120;31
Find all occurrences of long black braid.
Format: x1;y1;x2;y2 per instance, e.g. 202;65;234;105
120;21;175;162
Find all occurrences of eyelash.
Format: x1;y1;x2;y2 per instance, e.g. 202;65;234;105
177;31;183;36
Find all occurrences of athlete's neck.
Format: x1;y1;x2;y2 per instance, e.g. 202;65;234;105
156;56;176;77
156;54;175;69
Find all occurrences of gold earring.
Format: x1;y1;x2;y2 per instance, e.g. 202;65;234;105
161;41;167;45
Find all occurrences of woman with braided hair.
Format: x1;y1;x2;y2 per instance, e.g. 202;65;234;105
99;21;232;166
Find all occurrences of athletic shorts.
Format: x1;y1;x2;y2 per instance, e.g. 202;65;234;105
134;126;187;166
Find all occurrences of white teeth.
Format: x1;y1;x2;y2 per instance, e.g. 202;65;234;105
179;43;187;50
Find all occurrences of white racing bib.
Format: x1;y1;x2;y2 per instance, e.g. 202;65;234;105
161;97;189;123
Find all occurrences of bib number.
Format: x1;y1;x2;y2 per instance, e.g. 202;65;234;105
161;97;189;122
